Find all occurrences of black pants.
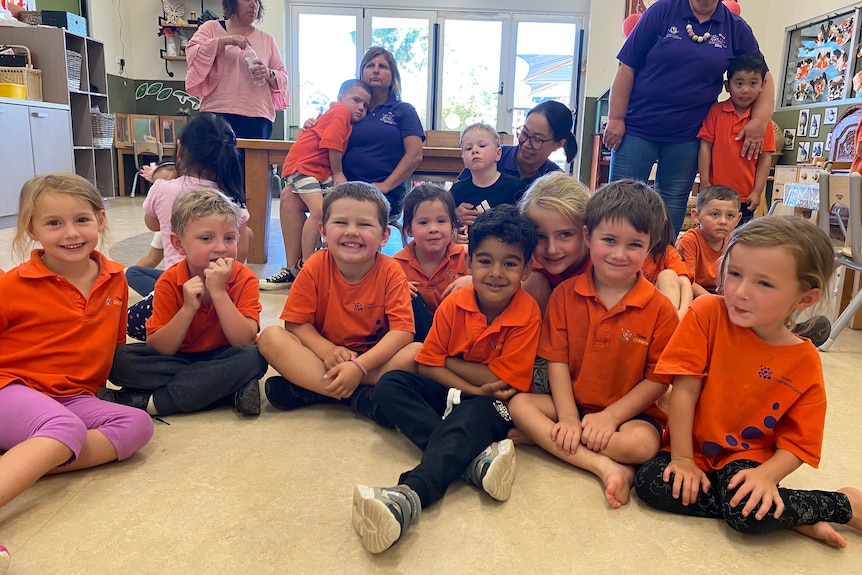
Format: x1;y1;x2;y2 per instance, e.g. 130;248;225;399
411;296;434;342
375;370;514;509
634;451;852;534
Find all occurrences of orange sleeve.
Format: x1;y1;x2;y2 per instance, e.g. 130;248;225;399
116;273;130;347
487;305;541;392
318;106;351;153
147;268;183;335
774;382;826;468
279;257;320;325
664;245;692;281
537;284;573;364
232;264;263;324
763;120;777;154
675;230;699;281
643;300;681;385
415;300;455;367
382;260;415;334
655;297;712;379
696;104;719;143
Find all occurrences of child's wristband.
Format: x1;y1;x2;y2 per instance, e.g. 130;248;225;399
350;357;368;376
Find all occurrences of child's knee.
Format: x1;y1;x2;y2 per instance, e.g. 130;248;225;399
258;325;297;358
35;413;89;462
108;407;155;460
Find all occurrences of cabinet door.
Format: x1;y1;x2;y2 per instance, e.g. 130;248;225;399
29;107;74;175
0;103;35;217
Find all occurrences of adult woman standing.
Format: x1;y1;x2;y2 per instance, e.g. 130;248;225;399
186;0;288;140
260;47;425;290
604;0;772;234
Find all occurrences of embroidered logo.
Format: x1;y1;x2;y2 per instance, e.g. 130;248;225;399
105;296;123;306
621;328;649;346
665;26;682;39
709;34;727;49
669;25;679;34
758;365;772;380
354;302;363;311
379;112;397;125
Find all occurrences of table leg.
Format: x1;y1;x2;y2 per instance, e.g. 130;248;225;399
117;148;127;197
245;148;270;264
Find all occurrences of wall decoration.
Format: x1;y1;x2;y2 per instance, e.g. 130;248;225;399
797;141;811;163
812;141;824;159
134;82;200;111
809;113;821;138
826;131;834;152
626;1;657;17
783;128;796;151
798;108;810;137
824;106;839;124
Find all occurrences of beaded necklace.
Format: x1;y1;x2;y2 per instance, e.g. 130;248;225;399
686;20;713;43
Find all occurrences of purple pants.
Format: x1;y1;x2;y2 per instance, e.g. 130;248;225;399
0;383;154;464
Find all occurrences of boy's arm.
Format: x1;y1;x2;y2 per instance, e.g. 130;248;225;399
417;362;514;400
355;329;413;373
328;149;346;185
285;321;340;361
749;151;772;211
147;278;203;355
663;374;711;505
737;71;775;160
206;259;258;347
697;140;713;188
548;360;582;455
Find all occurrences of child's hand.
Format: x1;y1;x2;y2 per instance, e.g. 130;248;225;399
663;456;711;506
455;203;478;226
580;410;619;452
332;172;347;186
323;346;355;371
747;191;762;212
323;361;362;398
407;281;420;299
550;416;581;455
440;275;472;298
455;226;469;245
181;276;205;311
203;257;234;293
727;467;784;520
141;162;157;183
478;379;516;401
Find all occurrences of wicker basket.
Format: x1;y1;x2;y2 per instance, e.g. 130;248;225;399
65;49;82;91
91;112;115;149
18;11;42;26
0;45;42;101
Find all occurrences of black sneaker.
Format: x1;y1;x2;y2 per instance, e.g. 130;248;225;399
350;385;395;428
264;376;329;410
97;387;151;412
259;263;300;291
792;315;832;348
352;485;421;553
234;379;261;416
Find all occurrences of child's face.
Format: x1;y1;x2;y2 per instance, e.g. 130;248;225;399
339;86;372;123
584;217;650;289
529;206;587;276
725;70;764;111
467;237;531;314
693;199;741;243
722;244;819;338
27;191;105;272
460;129;501;173
171;214;239;277
320;198;390;266
406;199;453;256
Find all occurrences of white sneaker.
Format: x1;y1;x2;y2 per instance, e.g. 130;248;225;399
461;438;517;501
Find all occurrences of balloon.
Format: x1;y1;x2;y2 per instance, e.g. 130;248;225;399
622;13;641;38
723;0;741;16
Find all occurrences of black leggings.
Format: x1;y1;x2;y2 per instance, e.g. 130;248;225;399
634;451;852;534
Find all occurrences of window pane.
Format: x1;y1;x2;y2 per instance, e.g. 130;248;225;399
439;20;502;131
371;16;429;125
297;14;358;125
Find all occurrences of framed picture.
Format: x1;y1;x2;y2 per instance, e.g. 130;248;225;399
797;141;811;163
798;109;810;137
812;141;824;159
826;131;834;152
824;107;839;124
129;114;159;143
783;128;796;151
113;113;131;147
809;113;821;138
159;115;187;146
626;1;655;16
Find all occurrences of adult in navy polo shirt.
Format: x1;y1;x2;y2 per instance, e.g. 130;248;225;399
604;0;772;235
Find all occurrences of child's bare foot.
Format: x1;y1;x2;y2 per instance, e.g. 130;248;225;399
599;460;635;508
506;427;535;446
791;522;847;548
839;487;862;531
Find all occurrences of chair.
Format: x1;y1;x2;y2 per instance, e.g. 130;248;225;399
818;171;862;351
130;141;164;198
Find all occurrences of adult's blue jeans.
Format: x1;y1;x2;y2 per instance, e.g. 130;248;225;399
609;134;699;236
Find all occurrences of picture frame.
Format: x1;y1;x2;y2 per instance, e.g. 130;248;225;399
129;114;159;143
783;128;796;151
812;141;824;159
824;107;839;125
113;113;131;147
159;115;187;147
826;131;834;152
798;109;810;137
797;141;811;163
809;113;821;138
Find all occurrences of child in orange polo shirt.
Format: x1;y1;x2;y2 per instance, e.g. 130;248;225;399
509;180;680;509
698;53;776;225
352;205;540;553
641;205;693;318
258;182;418;425
0;174;154;571
676;185;741;297
636;216;862;548
393;183;467;341
104;189;268;417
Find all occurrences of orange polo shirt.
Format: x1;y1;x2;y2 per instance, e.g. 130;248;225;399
656;295;826;471
282;102;352;181
852;113;862;175
538;264;679;426
676;227;723;293
147;259;262;353
281;249;414;353
0;250;127;396
530;257;590;290
416;285;541;393
697;100;776;202
393;240;467;311
641;245;692;284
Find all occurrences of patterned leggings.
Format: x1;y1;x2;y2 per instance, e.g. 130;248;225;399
634;451;852;534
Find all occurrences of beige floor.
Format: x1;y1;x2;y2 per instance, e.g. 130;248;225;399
2;197;862;574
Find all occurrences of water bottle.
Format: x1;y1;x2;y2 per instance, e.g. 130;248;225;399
244;45;266;87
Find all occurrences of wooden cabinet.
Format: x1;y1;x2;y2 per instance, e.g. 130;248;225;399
589;133;610;192
0;26;114;197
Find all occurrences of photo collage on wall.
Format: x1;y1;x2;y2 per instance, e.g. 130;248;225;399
791;106;838;161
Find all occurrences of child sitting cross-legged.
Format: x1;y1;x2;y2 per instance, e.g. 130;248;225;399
509;180;680;508
104;188;268;417
352;204;541;553
258;182;419;426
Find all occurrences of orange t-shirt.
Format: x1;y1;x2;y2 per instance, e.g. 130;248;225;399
282;102;352;181
697;100;776;202
393;240;467;311
147;260;262;353
281;249;414;353
415;285;541;392
0;250;127;396
851;113;862;175
676;227;723;293
655;295;826;471
538;264;679;425
641;245;692;284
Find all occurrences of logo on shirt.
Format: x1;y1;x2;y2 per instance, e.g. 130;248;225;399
105;296;123;306
669;25;679;34
665;26;682;40
379;112;397;125
709;34;727;49
354;302;363;311
621;328;649;346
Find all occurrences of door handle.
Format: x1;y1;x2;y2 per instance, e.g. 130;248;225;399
31;112;48;118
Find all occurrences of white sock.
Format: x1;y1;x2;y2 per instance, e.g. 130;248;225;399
146;396;158;416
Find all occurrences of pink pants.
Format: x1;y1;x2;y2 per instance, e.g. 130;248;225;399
0;383;154;464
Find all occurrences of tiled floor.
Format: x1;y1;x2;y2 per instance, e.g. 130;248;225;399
2;197;862;574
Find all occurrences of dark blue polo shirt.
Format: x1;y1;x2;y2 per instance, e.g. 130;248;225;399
457;145;561;184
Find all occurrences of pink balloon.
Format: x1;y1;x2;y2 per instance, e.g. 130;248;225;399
723;0;741;16
622;13;641;38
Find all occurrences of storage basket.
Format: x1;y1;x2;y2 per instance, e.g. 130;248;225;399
18;11;42;26
0;45;42;101
65;49;82;91
91;111;115;149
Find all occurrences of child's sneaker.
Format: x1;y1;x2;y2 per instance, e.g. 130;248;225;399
792;315;832;348
234;379;261;416
352;485;420;553
0;545;9;575
264;376;329;411
461;438;516;501
97;387;152;412
259;262;301;291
